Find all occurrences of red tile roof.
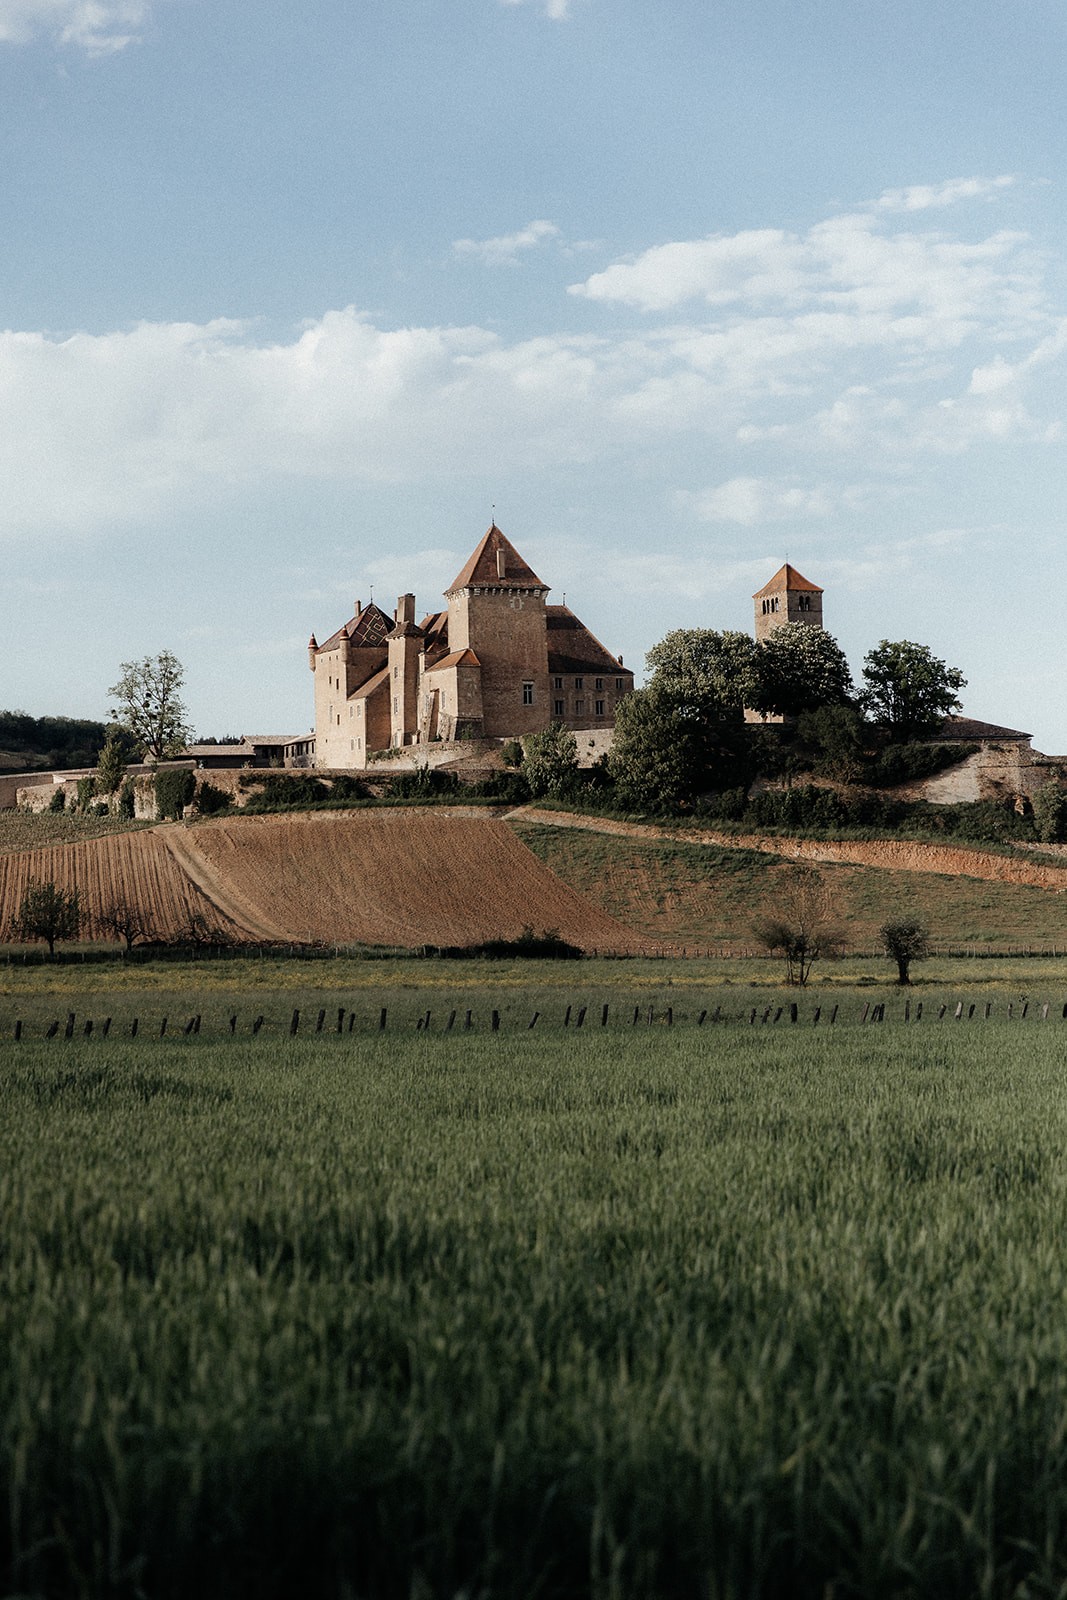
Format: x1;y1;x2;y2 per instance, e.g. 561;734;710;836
447;524;548;593
425;648;481;671
752;563;822;598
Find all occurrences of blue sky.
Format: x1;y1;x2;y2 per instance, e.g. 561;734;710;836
5;0;1067;748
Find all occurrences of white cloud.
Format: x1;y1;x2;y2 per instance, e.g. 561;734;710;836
674;477;867;527
453;219;561;266
875;175;1018;213
5;185;1066;543
0;0;151;52
498;0;571;18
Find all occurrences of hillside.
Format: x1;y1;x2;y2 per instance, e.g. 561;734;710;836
0;809;646;954
510;814;1067;950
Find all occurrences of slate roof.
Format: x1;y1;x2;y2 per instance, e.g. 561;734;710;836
447;524;548;593
753;563;822;598
546;607;631;677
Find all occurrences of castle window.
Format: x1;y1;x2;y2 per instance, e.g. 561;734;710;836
554;700;565;717
616;678;624;691
595;678;603;691
798;595;812;611
595;699;605;716
522;682;534;706
574;677;583;690
575;699;585;715
554;676;563;690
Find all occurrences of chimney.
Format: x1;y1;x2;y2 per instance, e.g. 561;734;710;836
496;548;507;579
397;593;415;626
354;599;362;619
617;654;624;665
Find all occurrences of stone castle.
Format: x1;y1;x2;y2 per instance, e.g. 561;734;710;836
308;524;635;769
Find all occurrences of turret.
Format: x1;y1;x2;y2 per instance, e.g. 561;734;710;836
307;633;318;672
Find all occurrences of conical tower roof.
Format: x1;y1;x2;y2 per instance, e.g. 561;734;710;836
447;524;548;593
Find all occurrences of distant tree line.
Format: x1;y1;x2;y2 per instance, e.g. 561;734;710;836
0;711;116;771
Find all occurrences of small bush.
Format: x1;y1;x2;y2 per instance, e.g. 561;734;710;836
386;767;458;800
328;774;370;802
242;774;330;812
75;776;96;812
48;789;66;814
118;780;136;819
468;770;532;804
194;780;231;816
866;742;976;787
501;740;524;769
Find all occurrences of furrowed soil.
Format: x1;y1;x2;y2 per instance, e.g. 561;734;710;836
0;809;646;953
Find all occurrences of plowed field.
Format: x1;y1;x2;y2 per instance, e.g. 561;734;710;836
0;831;251;943
180;809;642;950
0;810;645;953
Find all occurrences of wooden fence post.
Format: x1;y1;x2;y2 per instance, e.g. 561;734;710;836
491;1010;500;1032
290;1010;300;1036
253;1016;264;1034
13;1020;21;1040
64;1013;75;1040
601;1004;609;1027
379;1008;388;1031
563;1005;571;1027
316;1008;326;1033
528;1012;539;1029
576;1006;587;1028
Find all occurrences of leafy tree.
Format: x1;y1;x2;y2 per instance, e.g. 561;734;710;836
796;704;868;782
644;629;756;713
522;723;579;799
108;651;193;762
609;630;757;813
1033;781;1067;844
753;866;844;985
13;880;81;957
859;640;966;739
154;767;196;821
94;728;128;796
880;917;930;985
750;624;854;719
608;686;710;812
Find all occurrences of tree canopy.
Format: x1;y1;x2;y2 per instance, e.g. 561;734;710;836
749;624;854;719
859;640;966;739
108;651;194;762
13;880;82;957
521;722;580;799
643;629;756;714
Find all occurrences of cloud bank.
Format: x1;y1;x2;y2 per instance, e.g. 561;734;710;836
5;182;1063;540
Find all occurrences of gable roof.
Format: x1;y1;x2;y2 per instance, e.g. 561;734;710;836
546;606;632;677
753;563;822;599
447;524;548;593
424;648;481;672
318;601;393;652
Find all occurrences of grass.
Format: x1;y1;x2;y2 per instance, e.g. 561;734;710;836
513;820;1067;950
6;1018;1067;1597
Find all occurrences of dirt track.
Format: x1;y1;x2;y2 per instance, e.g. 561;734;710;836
508;809;1067;892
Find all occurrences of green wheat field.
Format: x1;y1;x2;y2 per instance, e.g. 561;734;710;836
6;960;1067;1598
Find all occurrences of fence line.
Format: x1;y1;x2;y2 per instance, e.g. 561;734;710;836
8;994;1067;1043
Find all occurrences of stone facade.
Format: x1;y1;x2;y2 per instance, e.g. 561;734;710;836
309;524;634;769
752;563;824;641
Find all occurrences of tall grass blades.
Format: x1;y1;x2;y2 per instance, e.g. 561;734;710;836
4;1029;1067;1597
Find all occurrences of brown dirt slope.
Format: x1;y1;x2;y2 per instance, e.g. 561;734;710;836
178;808;643;951
0;830;254;943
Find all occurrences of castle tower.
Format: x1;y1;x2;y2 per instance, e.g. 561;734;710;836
753;564;823;642
444;524;550;738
